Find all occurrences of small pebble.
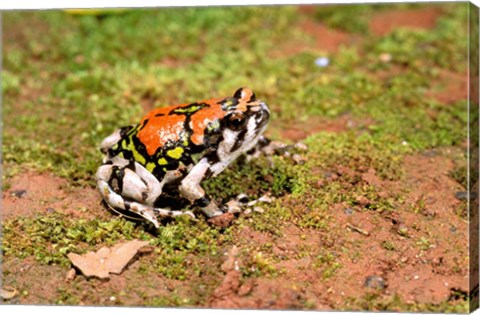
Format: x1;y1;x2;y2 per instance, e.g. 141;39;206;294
65;268;76;282
315;57;330;67
11;189;27;198
432;257;443;266
253;206;264;213
364;276;386;289
379;53;392;63
46;207;56;214
344;208;354;215
450;225;457;234
397;225;409;237
355;196;370;206
323;171;339;180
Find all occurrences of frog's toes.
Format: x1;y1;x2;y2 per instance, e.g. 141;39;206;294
225;199;243;214
225;193;274;214
291;153;307;165
182;210;197;220
294;142;308;151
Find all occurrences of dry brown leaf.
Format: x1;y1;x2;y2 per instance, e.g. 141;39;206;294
67;240;150;279
1;287;18;300
106;240;150;274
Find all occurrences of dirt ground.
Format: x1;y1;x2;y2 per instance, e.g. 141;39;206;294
1;4;472;311
2;148;469;308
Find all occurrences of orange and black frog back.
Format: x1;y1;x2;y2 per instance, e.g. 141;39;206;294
107;97;229;178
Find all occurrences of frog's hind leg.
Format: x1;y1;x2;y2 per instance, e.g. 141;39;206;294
96;164;195;228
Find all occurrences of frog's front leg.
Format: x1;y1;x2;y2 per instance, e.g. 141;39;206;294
99;126;135;155
179;158;226;218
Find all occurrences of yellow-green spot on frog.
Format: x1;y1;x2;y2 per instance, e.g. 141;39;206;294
167;147;184;160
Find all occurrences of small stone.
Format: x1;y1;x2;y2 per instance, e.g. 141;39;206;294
253;206;264;213
46;207;56;213
323;171;338;180
11;189;27;198
355;196;370;206
315;57;330;67
238;282;254;296
208;213;235;228
397;225;409;237
364;276;386;290
450;225;457;233
432;257;443;266
65;268;76;282
344;208;354;215
379;53;392;63
400;257;408;263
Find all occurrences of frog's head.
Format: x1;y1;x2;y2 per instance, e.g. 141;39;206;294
217;87;270;157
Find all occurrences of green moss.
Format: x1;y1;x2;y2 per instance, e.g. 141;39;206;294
313;3;437;35
204;155;296;203
313;251;342;279
381;241;396;251
1;214;151;265
343;293;469;313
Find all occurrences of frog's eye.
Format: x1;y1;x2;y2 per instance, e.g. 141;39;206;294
233;87;256;103
226;112;246;131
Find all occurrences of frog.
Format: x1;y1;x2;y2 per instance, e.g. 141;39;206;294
96;87;272;228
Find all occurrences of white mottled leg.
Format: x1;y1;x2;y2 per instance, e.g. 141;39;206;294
179;158;224;218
